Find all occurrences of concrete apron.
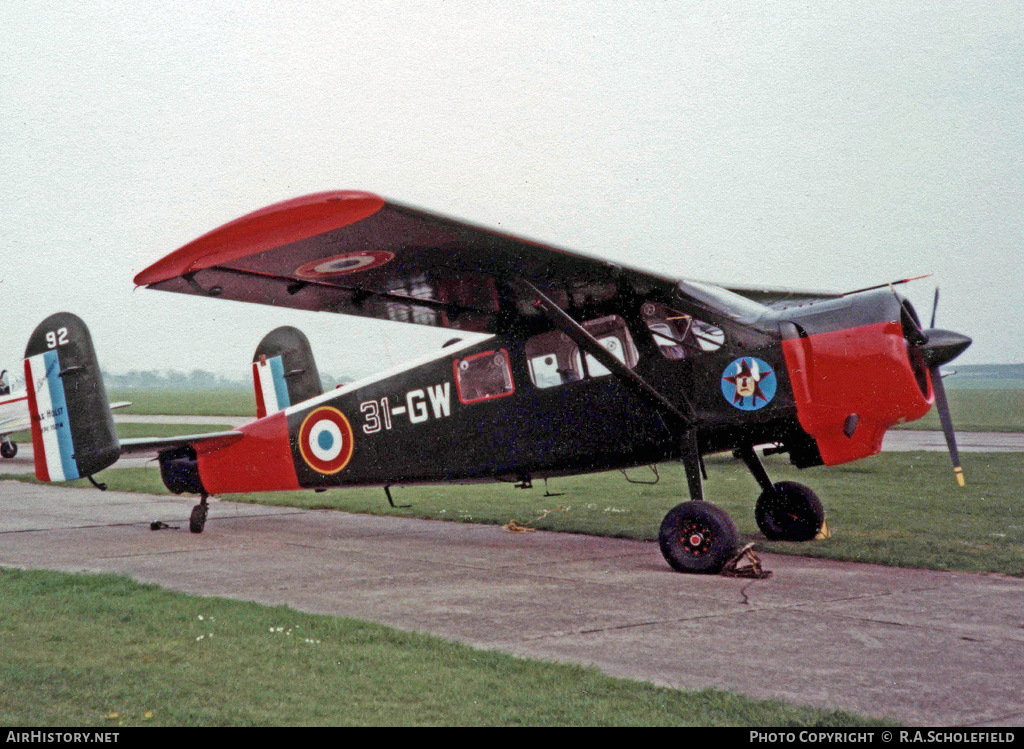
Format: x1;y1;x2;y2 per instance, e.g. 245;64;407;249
0;479;1021;727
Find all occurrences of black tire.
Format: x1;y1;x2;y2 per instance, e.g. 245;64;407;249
189;504;208;534
755;481;824;542
1;441;17;459
658;501;739;574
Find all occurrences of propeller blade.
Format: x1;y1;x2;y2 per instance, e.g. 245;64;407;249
930;366;965;487
930;287;939;328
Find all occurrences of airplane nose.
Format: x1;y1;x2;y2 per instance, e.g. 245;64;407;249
919;329;972;368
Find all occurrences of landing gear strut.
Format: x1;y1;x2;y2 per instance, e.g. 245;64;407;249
658;431;740;574
190;494;209;534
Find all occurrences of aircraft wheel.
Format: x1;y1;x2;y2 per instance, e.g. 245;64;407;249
658;501;739;574
189;503;208;534
1;441;17;459
755;482;824;542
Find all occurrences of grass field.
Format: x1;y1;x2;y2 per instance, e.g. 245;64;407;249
2;383;1017;725
213;452;1024;576
896;388;1024;432
107;388;256;417
0;568;884;727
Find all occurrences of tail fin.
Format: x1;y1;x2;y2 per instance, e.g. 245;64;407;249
252;326;323;418
23;313;120;481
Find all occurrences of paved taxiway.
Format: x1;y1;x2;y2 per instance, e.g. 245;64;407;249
0;474;1021;727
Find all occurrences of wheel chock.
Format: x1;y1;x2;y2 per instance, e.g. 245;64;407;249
721;543;772;579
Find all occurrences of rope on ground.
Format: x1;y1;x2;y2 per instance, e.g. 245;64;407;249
502;506;569;533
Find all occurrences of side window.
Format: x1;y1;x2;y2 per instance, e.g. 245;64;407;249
641;302;724;359
526;315;638;389
454;349;514;404
574;315;639;377
527;331;581;389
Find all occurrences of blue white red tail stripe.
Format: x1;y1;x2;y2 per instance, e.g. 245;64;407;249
24;350;79;482
254;355;290;418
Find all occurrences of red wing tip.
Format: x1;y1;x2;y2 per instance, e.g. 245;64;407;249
133;191;386;287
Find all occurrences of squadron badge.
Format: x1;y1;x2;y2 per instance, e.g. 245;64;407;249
721;357;776;411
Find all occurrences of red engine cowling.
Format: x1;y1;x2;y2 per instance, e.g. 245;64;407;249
780;291;933;466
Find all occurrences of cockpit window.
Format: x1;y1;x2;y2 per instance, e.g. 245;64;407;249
527;331;579;388
526;315;638;389
642;302;724;359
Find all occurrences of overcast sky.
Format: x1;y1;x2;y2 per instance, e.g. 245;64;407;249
2;1;1021;381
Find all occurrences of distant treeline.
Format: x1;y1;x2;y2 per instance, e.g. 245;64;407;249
102;369;354;390
953;364;1024;380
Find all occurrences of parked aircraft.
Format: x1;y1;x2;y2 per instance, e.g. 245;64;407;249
22;192;971;573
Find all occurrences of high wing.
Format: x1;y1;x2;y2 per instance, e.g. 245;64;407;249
726;285;841;310
134;192;682;333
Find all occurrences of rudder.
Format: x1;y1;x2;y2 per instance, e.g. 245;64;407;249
252;326;323;418
23;312;119;481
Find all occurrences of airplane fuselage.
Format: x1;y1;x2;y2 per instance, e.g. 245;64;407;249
182;287;934;497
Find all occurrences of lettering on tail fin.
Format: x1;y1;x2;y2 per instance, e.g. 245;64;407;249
25;349;78;481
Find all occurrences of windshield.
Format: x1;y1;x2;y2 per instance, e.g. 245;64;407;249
677;279;768;323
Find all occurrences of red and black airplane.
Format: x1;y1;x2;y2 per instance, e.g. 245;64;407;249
23;191;971;573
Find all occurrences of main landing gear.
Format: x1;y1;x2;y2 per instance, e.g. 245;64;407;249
190;493;210;534
736;445;824;542
754;481;824;542
657;439;825;574
658;432;740;574
1;438;17;459
658;501;738;574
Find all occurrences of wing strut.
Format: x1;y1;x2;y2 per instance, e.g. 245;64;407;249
519;280;696;433
520;281;709;499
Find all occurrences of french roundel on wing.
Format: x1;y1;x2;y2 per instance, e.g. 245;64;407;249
294;250;395;278
298;406;355;474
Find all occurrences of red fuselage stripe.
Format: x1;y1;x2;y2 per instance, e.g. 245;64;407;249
197;410;300;494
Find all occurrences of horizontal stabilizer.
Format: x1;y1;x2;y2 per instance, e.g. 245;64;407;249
118;430;243;456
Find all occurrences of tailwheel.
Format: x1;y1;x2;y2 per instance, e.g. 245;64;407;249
189;496;209;534
755;481;824;542
659;501;739;574
1;440;17;459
